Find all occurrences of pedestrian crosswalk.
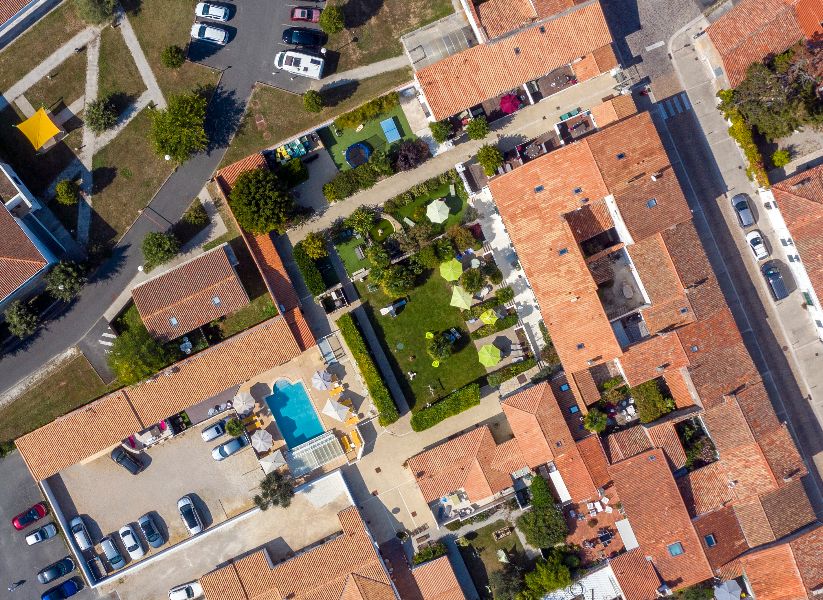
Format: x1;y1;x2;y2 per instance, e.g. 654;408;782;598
658;92;692;120
98;328;116;350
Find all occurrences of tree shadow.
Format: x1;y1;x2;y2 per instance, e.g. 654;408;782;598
341;0;386;29
205;83;246;151
120;0;143;16
320;80;360;108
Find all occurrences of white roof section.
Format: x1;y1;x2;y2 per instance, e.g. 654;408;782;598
544;563;623;600
548;463;572;503
286;431;345;478
615;518;639;550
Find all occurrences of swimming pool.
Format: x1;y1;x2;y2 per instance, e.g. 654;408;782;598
265;379;325;448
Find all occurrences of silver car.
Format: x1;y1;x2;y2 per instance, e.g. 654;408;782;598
119;524;145;560
211;435;248;461
731;193;755;228
190;23;228;45
195;2;229;21
138;513;164;549
101;536;126;570
25;522;57;545
201;419;225;442
746;230;769;261
178;496;203;536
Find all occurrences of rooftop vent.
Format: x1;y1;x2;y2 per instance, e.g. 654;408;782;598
617;152;626;159
514;47;521;55
535;185;544;192
539;25;545;33
577;342;585;350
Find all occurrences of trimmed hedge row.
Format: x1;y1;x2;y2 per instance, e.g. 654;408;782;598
468;295;502;319
487;358;537;388
293;242;327;296
410;383;480;432
337;313;399;426
412;541;447;565
334;92;399;130
469;313;519;339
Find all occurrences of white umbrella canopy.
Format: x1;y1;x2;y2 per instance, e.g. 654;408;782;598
312;369;334;390
426;198;449;223
714;581;742;600
233;390;255;416
260;449;286;474
322;398;351;422
251;428;274;452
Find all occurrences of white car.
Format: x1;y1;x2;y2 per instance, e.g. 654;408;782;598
118;524;145;560
746;230;769;261
169;581;205;600
178;496;203;536
26;522;58;545
195;2;229;21
190;23;228;45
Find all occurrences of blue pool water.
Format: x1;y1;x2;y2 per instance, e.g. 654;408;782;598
265;379;324;448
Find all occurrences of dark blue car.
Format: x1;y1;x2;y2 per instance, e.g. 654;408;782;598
41;578;80;600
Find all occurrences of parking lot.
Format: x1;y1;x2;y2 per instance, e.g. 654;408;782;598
48;414;263;573
186;0;330;94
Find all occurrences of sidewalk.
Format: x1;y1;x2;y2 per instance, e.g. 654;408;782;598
315;55;410;90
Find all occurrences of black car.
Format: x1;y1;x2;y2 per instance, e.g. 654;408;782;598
38;558;75;584
762;262;789;300
281;27;325;46
110;447;144;475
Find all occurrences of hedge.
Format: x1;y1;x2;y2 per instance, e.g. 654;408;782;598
383;170;464;216
487;358;537;388
334;92;400;130
337;313;399;425
293;242;327;296
323;151;394;202
717;90;769;187
468;295;503;319
470;313;519;339
412;542;447;565
410;383;480;431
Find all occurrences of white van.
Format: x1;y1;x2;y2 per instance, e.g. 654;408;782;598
69;516;93;551
274;50;324;80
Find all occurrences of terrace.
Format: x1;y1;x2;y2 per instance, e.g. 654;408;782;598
593;248;648;321
526;64;578;103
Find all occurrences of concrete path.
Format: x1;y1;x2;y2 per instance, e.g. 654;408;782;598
14;93;35;116
314;55;410;90
54;95;86;124
76;34;101;246
115;6;165;108
94;89;153;148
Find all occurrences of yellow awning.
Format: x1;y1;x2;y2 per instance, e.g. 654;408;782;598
16;108;60;150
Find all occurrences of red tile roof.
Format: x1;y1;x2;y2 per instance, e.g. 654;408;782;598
605;426;652;463
0;203;48;303
411;556;465;600
131;245;250;342
576;435;611;489
759;479;817;539
609;449;713;590
645;421;687;470
475;0;540;40
416;1;614;120
0;0;30;26
733;496;776;547
789;525;823;595
740;543;807;600
677;462;735;517
610;549;663;600
215;153;267;196
618;333;690;388
692;505;749;572
244;231;300;312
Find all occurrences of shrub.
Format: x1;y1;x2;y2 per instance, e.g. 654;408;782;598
86;93;118;133
520;551;573;599
487;358;536;387
302;231;328;259
631;378;675;423
323;156;394;202
429;121;451;144
469;295;503;319
470;313;519;340
4;300;38;339
394;139;431;171
345;206;376;237
447;224;476;252
416;245;439;268
434;238;454;261
497;286;514;304
772;148;791;167
141;231;180;271
460;268;485;294
55;179;80;206
337;314;399;425
334;92;399;130
466;116;489;140
45;261;86;302
74;0;115;23
150;92;209;163
490;563;525;600
319;4;345;34
225;418;244;437
410;384;481;431
483;262;504;285
107;320;174;384
303;89;324;113
293;242;327;296
384;170;461;215
601;376;628;404
583;408;608;433
412;542;447;565
517;475;567;549
377;264;416;298
161;45;186;69
229;168;294;234
278;158;309;188
476;144;503;176
183;199;209;227
254;471;294;510
427;332;452;361
717;91;769;187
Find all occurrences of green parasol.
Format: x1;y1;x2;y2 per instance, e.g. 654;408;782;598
478;344;501;367
480;309;498;325
450;286;472;310
439;258;463;282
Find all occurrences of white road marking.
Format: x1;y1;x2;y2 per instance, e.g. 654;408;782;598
101;332;116;338
98;340;113;347
645;40;665;51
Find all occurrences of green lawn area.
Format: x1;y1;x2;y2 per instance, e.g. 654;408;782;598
221;68;412;167
24;49;87;111
0;1;86;92
326;0;453;71
335;236;371;276
356;271;486;409
0;355;107;444
215;238;277;338
458;519;528;600
317;104;414;171
393;183;466;230
98;25;148;107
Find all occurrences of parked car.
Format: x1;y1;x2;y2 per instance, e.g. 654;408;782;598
746;230;769;261
138;513;164;549
110;447;145;475
100;536;126;570
190;23;228;45
291;6;321;22
12;502;47;530
762;262;789;300
201;419;225;442
178;496;203;536
68;516;92;551
212;435;248;461
38;557;76;584
26;522;58;545
41;578;80;600
731;193;755;228
195;2;229;21
169;581;205;600
119;524;145;560
281;27;326;47
274;50;325;80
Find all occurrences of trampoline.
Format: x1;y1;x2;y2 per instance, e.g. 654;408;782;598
345;142;371;168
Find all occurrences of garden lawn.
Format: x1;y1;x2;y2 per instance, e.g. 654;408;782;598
317;104;414;171
394;183;466;230
221;68;412;166
458;519;527;600
216;238;277;338
326;0;453;71
356;272;485;409
335;236;371;276
98;25;148;105
24;49;87;111
0;355;107;443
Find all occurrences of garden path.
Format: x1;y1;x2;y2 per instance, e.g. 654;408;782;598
313;55;410;90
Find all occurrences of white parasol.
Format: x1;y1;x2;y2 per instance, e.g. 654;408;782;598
259;449;286;474
233;390;255;416
311;370;334;391
322;398;351;422
251;428;273;452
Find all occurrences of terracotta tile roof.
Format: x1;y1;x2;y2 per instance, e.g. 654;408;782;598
592;43;618;72
244;231;300;312
554;449;598;502
284;308;315;351
411;556;465;600
740;543;807;600
576;435;611;488
759;479;817;539
15;391;143;482
645;422;687;470
215;153;267;196
570;368;601;406
618;333;689;387
476;0;537;39
733;496;776;547
732;381;781;439
0;203;49;303
609;449;713;590
719;442;777;501
132;245;250;342
692;505;749;572
564;200;613;245
200;563;247;600
501;382;570;468
664;370;697;409
589;100;619;129
757;425;807;483
416;0;614;120
611;549;662;600
605;426;652;463
677;462;735;517
572;52;601;82
0;0;30;26
790;525;823;595
703;399;756;453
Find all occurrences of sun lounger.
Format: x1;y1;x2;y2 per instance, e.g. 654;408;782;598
350;428;363;447
341;435;353;453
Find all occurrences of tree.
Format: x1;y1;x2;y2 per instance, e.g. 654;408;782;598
141;231;180;271
318;5;345;34
45;261;86;302
345;206;376;237
365;244;390;268
732;62;802;141
225;418;244;437
254;471;295;510
150;92;208;162
161;45;186;69
520;551;573;600
583;407;607;433
517;475;567;548
482;262;503;285
4;300;38;339
379;264;416;297
55;179;80;206
489;563;524;600
302;231;328;259
86;93;118;133
303;90;324;113
631;379;675;423
427;332;452;360
394;139;431;171
772;148;792;167
460;268;485;294
229;168;294;234
497;286;514;304
466;116;489;140
476;144;503;176
429;120;451;144
107;324;172;385
74;0;115;23
447;224;476;252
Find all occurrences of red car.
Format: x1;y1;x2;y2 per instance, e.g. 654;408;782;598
291;6;321;22
12;502;47;530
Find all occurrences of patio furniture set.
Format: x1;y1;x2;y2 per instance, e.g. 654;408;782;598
272;136;313;163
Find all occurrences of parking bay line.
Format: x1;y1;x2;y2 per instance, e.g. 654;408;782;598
645;40;665;51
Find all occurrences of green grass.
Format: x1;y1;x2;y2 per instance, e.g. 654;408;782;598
215;238;277;338
458;519;527;600
357;271;485;409
98;25;147;104
317;104;414;171
0;355;107;444
221;68;412;167
394;183;466;230
24;49;87;111
335;236;371;276
370;219;394;242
